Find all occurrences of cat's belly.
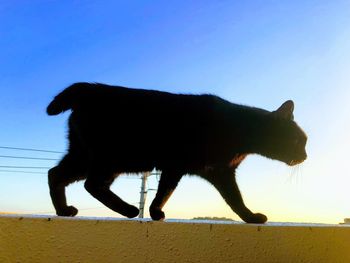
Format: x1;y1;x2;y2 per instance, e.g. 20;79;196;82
70;110;208;173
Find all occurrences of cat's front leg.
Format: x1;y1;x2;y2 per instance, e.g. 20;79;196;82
149;171;183;221
203;167;268;224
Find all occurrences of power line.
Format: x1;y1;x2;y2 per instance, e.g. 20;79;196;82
0;165;51;169
0;146;64;154
0;155;59;161
0;169;47;175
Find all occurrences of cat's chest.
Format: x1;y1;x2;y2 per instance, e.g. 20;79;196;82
229;154;247;168
204;154;247;172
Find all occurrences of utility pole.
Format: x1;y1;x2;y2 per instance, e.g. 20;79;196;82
138;172;149;218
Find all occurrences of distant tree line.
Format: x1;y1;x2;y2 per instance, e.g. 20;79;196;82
192;216;235;221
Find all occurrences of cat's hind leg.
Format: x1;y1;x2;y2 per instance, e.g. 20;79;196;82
84;169;139;218
203;167;268;224
149;171;183;220
48;154;86;216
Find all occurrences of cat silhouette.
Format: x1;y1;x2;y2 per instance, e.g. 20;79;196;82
47;83;307;223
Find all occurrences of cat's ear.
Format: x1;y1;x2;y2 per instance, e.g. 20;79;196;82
273;100;294;120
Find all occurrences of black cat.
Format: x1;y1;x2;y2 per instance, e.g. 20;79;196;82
47;82;307;223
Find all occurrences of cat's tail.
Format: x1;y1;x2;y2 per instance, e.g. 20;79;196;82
46;82;92;115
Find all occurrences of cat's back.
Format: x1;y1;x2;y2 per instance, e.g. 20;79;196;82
66;84;224;168
71;83;220;119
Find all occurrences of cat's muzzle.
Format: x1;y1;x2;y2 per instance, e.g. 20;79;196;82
288;153;307;166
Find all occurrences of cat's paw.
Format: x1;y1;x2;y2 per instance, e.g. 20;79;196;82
57;206;78;217
245;213;268;224
125;206;140;218
150;208;165;221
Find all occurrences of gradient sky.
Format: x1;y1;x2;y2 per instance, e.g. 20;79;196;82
0;1;350;223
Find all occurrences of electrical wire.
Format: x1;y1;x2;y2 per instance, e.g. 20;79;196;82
0;169;47;174
0;146;64;154
0;155;59;161
0;165;51;169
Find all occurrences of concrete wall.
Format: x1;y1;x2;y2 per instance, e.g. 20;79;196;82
1;215;350;263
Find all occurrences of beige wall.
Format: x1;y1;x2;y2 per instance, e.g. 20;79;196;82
1;215;350;263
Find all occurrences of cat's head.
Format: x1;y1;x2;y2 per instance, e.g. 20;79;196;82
257;100;307;166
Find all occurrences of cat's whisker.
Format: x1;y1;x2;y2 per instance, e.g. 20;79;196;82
285;163;304;186
292;164;304;186
285;166;295;184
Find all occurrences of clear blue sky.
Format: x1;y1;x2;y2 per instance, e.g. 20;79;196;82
0;1;349;223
